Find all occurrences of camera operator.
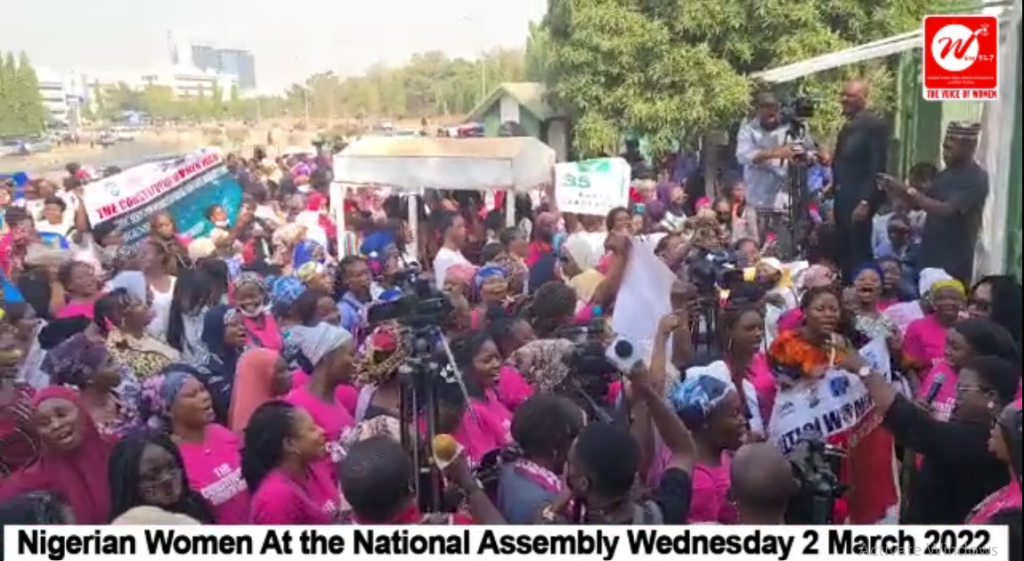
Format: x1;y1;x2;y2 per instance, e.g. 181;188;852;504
730;443;799;524
833;80;889;279
339;435;505;524
736;92;816;246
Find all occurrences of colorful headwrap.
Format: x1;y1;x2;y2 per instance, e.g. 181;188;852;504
355;325;408;385
41;333;109;387
474;265;506;291
508;339;574;393
140;368;193;429
931;279;965;296
667;371;736;429
918;268;953;296
296;261;327;284
851;262;885;283
360;231;396;276
292;239;324;269
270;276;305;309
235;272;267;294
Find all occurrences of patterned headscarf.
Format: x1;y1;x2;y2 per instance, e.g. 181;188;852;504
355;324;408;385
234;272;267;296
473;265;506;292
508;339;574;393
290;323;352;366
668;371;736;429
108;271;148;303
292;239;324;270
139;368;193;429
296;262;328;284
113;244;139;270
41;333;109;388
269;276;305;310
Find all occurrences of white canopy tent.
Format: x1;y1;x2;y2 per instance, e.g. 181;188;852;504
752;2;1022;277
330;136;556;259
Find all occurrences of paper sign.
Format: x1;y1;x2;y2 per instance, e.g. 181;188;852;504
611;236;676;360
83;153;243;245
554;157;630;216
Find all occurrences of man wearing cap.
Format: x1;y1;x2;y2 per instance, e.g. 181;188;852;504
881;122;988;283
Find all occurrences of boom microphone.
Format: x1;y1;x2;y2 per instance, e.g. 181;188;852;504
924;374;946;405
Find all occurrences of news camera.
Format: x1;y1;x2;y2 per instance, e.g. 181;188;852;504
365;267;453;329
780;95;816;139
784;435;847;525
687;248;743;297
548;321;624;424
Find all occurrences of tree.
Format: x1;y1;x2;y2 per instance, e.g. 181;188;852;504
0;51;47;136
137;85;177;120
524;21;551;82
544;0;749;155
542;0;958;154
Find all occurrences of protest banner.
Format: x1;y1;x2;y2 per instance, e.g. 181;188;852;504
82;153;243;245
554;158;630;216
767;338;899;523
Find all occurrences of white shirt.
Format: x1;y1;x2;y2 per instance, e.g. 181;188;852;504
433;247;469;289
146;277;177;341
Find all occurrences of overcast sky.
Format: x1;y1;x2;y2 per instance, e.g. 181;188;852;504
1;0;546;92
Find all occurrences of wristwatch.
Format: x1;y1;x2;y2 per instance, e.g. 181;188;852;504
857;366;872;378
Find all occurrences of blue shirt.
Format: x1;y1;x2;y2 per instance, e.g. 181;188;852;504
338;292;366;335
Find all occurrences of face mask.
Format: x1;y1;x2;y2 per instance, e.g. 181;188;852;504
214;220;229;228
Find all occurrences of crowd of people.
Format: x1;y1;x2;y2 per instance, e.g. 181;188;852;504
0;92;1020;550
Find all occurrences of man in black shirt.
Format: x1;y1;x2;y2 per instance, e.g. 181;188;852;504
832;80;890;279
882;122;988;283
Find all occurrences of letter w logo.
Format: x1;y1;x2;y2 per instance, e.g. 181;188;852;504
938;26;985;59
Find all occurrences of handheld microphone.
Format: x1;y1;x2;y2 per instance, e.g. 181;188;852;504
924;374;946;405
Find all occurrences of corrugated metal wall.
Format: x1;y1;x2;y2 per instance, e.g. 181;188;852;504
1006;23;1023;280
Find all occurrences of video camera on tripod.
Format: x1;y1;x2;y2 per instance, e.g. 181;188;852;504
549;321;625;424
364;270;466;513
784;435;847;524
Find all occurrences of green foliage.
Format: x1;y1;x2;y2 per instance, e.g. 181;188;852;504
0;51;48;136
542;0;957;153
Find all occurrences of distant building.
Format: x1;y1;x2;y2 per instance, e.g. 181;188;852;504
35;66;87;126
190;45;257;91
140;65;237;100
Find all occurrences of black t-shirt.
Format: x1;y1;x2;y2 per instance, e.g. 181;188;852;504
652;467;693;524
918;161;989;282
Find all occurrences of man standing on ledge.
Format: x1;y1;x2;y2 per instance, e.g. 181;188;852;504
832;80;890;279
881;122;988;284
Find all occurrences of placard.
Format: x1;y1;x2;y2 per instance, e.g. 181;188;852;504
554;158;630;216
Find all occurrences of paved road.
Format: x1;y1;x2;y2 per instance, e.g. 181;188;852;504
0;140;183;175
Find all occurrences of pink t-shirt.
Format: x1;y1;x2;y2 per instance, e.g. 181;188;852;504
777;309;803;332
902;314;948;367
453;391;513;465
967;480;1021;523
290;372;359;417
688;454;737;524
56;299;95;320
747;353;777;428
285;384;355;462
495;365;533;412
249;461;339;524
177;424;250;524
915;361;958;421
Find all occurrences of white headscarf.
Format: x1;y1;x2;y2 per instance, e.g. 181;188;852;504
107;271;148;302
291;322;352;366
563;233;598;270
918;268;953;296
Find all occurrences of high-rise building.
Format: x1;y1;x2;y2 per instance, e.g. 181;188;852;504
191;45;257;91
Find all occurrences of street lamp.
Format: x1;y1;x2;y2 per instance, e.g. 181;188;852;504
460;14;487;102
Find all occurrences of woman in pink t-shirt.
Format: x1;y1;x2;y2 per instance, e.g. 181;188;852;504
485;311;536;412
446;330;514;464
968;404;1021;523
55;261;102;319
668;370;745;523
901;280;965;376
243;401;340;524
916;318;1022;422
284;323;357;462
139;370;251;524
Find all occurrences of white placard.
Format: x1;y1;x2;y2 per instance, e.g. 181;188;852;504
554;157;631;216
